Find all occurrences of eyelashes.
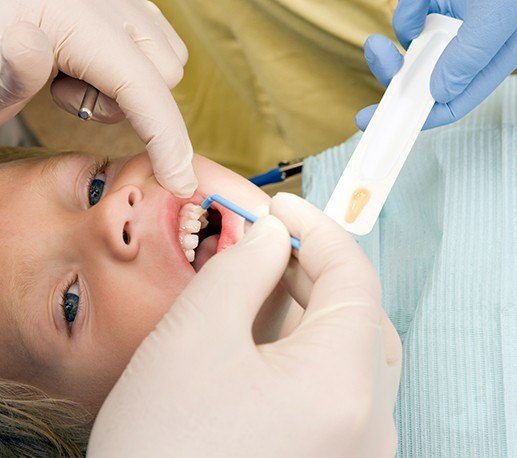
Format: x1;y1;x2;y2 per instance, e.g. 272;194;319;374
86;157;110;207
60;275;80;331
59;157;110;331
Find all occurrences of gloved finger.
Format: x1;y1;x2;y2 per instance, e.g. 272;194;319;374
51;76;125;124
123;21;184;88
270;193;380;318
172;215;291;341
431;7;517;103
355;104;378;131
248;203;313;309
270;194;399;370
364;35;404;88
120;0;186;88
393;0;430;49
57;31;197;196
0;22;53;123
423;30;517;129
281;256;313;309
145;0;189;66
355;36;403;131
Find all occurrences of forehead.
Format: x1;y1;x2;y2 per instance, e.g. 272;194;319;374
0;160;46;375
0;156;50;268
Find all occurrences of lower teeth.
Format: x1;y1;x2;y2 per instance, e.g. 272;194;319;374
184;249;195;263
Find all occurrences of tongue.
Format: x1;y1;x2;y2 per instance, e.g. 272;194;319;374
192;234;219;272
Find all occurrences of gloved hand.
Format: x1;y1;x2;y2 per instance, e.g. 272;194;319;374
356;0;517;131
87;193;401;458
0;0;196;196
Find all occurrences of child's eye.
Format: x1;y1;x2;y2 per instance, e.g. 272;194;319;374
88;158;109;206
62;280;80;327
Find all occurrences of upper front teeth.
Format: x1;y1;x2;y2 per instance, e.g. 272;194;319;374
178;203;208;263
181;234;199;250
181;220;201;233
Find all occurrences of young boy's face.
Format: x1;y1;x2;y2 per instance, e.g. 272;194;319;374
0;151;269;411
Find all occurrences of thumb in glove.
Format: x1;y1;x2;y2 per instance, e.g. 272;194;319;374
0;22;54;124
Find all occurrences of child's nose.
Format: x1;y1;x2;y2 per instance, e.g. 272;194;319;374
90;184;143;261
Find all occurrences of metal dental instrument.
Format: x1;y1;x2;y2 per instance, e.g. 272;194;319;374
78;84;100;121
200;194;301;250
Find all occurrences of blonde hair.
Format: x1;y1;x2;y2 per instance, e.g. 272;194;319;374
0;146;93;456
0;379;92;457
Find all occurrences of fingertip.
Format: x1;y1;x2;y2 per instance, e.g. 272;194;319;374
355;110;366;131
158;169;198;198
251;204;270;218
257;214;286;231
430;65;460;104
364;34;393;57
363;35;378;65
270;191;347;244
172;185;196;199
363;35;383;73
270;192;310;234
364;35;404;88
244;214;290;246
175;41;189;67
355;105;377;131
272;192;302;208
392;0;428;50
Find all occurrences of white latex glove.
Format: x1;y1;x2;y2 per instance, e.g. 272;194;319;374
0;0;196;196
88;193;402;458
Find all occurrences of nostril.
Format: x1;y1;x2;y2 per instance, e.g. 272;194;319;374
126;186;143;207
128;192;135;207
123;223;130;245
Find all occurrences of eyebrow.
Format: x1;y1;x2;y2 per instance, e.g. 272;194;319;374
13;248;43;307
7;245;54;366
39;152;82;186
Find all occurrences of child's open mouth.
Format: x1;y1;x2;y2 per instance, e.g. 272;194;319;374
178;201;242;272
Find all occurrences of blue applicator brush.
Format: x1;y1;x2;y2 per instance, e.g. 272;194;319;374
200;194;301;250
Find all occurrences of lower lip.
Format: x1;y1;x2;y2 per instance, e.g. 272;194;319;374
188;202;244;272
210;202;243;252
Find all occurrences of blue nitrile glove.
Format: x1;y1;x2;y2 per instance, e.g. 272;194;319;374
356;0;517;131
